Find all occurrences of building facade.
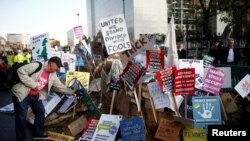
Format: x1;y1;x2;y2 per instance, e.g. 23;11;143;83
86;0;168;41
6;34;31;49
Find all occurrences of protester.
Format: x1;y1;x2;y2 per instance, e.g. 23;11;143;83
177;41;186;59
6;50;14;66
23;48;31;63
207;38;222;64
221;38;241;65
13;49;25;63
0;56;8;89
11;56;75;141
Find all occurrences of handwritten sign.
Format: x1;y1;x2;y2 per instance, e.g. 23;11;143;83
202;66;225;95
154;118;182;141
146;50;165;73
121;35;153;64
147;82;169;109
47;131;74;141
183;128;207;141
100;14;131;54
174;68;195;95
120;117;147;141
234;74;250;98
91;114;122;141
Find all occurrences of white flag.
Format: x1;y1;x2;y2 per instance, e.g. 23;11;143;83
164;16;179;68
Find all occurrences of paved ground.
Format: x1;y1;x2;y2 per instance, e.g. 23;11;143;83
0;88;33;141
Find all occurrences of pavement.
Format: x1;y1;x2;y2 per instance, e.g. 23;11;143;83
0;88;33;141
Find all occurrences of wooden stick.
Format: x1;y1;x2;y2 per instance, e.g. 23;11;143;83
219;96;228;121
171;91;180;116
184;95;187;118
233;94;239;100
133;89;141;112
138;84;142;111
149;97;158;123
206;92;210;96
109;90;117;114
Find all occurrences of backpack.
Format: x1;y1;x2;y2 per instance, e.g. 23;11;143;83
5;61;42;88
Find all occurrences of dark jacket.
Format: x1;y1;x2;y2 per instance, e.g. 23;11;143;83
178;49;186;59
221;47;241;65
207;47;222;64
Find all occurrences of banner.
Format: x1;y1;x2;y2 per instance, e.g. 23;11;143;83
165;16;179;68
31;32;52;62
100;14;131;55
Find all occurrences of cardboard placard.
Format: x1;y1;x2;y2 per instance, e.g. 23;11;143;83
146;50;165;73
183;128;207;141
174;68;195;95
67;115;87;136
65;71;90;90
234;74;250;98
154;118;182;141
47;131;74;141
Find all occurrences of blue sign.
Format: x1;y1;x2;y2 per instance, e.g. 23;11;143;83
120;117;146;141
192;96;222;128
76;56;84;66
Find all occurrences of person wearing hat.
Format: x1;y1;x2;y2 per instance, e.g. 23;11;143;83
11;56;75;141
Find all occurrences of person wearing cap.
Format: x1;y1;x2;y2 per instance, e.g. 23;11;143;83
11;56;75;141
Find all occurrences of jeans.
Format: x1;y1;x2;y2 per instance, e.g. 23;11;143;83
12;94;45;141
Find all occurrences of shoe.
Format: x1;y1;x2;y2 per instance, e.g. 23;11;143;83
33;135;50;140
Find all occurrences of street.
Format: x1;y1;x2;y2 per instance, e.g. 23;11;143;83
0;88;33;141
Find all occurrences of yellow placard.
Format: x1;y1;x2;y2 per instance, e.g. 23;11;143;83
65;71;90;90
183;128;207;141
47;131;74;141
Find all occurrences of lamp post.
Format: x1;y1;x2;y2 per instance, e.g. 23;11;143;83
77;13;80;25
122;0;125;18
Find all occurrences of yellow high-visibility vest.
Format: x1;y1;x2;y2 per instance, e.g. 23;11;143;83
14;54;25;63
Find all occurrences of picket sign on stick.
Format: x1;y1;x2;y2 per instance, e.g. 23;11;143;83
109;90;117;114
83;54;102;107
149;97;158;123
171;91;180;116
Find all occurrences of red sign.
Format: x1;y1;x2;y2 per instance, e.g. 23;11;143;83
146;50;165;73
156;66;176;92
174;68;195;95
120;61;145;89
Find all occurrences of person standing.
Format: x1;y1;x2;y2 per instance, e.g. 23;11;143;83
177;41;187;59
11;56;75;140
207;39;222;64
23;49;31;63
221;38;241;65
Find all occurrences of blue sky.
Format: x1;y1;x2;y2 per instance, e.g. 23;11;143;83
0;0;87;45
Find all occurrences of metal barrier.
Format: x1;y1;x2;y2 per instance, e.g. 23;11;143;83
215;64;250;92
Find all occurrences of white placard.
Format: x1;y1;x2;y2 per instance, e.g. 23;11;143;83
100;14;131;55
91;114;122;141
31;32;52;62
179;59;204;78
234;74;250;98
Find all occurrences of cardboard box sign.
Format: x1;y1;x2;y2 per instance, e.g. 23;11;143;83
67;115;87;136
220;93;238;114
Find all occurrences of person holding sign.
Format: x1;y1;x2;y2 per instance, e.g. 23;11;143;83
11;56;75;141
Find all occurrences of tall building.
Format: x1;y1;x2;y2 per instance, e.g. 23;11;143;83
86;0;168;41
